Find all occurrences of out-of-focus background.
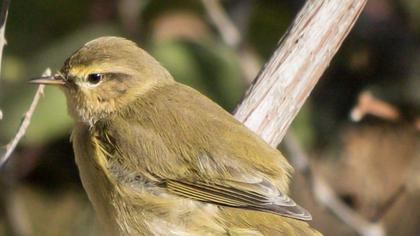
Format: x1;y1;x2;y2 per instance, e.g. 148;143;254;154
0;0;419;235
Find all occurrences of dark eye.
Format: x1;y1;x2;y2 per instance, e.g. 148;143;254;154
87;73;103;84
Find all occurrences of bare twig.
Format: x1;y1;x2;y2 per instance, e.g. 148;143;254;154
372;185;405;222
312;175;385;236
0;0;11;119
0;0;10;74
0;69;51;168
234;0;367;145
0;2;35;234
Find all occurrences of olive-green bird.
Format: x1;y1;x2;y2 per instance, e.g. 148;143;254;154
31;37;321;236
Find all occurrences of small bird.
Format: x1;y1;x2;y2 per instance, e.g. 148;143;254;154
31;37;321;236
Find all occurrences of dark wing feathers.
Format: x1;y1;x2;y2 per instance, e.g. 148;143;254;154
165;179;312;221
95;129;314;222
95;125;313;222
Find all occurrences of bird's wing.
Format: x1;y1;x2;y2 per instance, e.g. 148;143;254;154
93;123;312;221
93;119;312;222
93;83;312;221
164;178;312;221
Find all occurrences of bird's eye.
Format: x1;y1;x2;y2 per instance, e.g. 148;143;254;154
87;73;103;84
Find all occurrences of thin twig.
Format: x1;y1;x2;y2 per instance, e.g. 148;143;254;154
0;0;10;74
371;185;405;222
0;69;51;168
0;0;11;119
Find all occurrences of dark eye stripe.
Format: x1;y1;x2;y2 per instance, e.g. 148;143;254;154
106;72;132;81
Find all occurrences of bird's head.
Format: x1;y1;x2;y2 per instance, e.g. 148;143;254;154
30;37;173;125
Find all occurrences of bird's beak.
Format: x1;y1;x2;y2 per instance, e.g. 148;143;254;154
29;74;66;85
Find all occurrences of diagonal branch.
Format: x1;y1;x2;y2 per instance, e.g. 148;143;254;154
234;0;367;145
